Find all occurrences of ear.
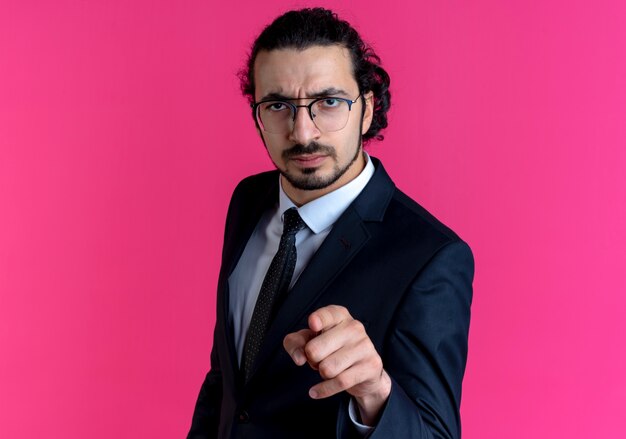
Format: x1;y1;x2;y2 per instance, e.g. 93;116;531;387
360;91;375;135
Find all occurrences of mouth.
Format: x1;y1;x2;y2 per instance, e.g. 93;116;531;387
290;154;328;168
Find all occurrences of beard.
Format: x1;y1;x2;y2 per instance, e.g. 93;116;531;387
277;139;363;191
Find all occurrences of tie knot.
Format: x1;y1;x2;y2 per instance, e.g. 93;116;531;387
282;208;306;236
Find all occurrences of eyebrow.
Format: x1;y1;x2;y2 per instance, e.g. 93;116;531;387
259;87;352;102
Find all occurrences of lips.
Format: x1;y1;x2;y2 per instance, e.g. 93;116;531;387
291;154;327;167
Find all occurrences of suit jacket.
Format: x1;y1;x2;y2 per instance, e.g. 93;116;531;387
188;158;474;439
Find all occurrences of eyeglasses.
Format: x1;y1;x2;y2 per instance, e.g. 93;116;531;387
252;94;361;134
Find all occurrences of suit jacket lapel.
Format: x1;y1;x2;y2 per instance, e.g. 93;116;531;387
246;158;396;381
218;173;279;385
221;176;279;280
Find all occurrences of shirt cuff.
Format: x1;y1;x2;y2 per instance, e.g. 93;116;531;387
348;397;375;435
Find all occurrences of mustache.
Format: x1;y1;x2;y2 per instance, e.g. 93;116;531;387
282;142;335;159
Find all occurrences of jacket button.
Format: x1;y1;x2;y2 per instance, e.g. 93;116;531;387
237;410;249;424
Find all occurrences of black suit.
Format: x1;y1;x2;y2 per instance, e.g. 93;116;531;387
188;158;474;438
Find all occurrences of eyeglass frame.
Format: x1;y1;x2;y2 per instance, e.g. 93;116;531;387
251;94;362;134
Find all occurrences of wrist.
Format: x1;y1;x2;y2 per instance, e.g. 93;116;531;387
355;370;392;426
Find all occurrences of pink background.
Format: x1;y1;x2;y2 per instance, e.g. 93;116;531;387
1;0;625;437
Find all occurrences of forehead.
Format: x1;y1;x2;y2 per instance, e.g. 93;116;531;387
253;45;357;100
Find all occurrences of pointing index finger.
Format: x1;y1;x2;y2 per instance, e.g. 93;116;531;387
308;305;351;333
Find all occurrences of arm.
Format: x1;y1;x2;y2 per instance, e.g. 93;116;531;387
347;240;474;439
187;332;223;439
284;240;473;438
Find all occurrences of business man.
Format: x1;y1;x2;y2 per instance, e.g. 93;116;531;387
188;8;473;439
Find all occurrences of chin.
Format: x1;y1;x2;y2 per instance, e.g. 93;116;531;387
282;169;341;191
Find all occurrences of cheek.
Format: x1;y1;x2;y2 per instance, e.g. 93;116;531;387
262;135;287;159
345;122;363;148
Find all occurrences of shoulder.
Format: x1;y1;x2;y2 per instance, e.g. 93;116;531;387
385;186;473;276
221;169;279;230
390;187;462;244
363;158;468;255
231;169;279;200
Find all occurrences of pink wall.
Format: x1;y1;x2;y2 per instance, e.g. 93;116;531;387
1;1;624;437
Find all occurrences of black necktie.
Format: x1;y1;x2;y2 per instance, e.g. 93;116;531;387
242;207;306;382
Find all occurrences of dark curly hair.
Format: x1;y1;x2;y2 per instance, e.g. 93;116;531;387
239;8;391;142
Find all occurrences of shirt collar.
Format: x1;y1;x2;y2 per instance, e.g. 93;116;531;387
278;152;375;234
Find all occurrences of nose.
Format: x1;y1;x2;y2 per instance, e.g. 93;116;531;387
288;106;321;145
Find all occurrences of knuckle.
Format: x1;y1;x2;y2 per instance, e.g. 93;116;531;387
335;305;349;316
318;361;334;379
335;374;352;390
332;304;346;313
320;308;332;322
325;304;346;319
304;342;319;360
320;356;344;379
347;319;365;334
368;354;383;372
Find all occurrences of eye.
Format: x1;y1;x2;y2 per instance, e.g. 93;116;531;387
263;102;289;112
320;98;341;108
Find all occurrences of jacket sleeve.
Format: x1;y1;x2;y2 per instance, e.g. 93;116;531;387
187;179;249;439
186;332;223;439
338;239;474;439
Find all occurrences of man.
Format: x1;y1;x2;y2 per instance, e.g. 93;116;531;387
188;8;473;439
